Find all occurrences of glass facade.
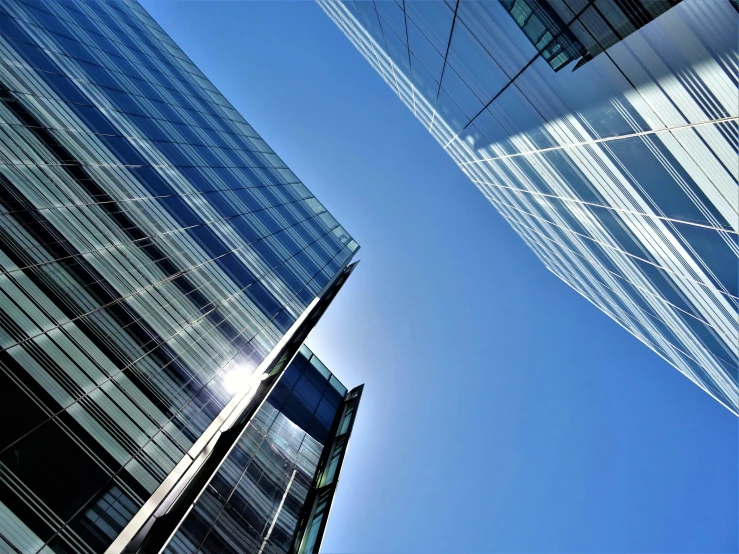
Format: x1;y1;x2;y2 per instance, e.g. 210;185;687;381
498;0;683;72
320;0;738;413
165;345;362;554
0;0;359;552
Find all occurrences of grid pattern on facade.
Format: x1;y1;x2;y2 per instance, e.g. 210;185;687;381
0;0;358;552
498;0;683;72
166;346;348;554
319;0;738;413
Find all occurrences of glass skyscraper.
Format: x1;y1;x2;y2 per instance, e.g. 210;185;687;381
0;0;360;552
319;0;739;414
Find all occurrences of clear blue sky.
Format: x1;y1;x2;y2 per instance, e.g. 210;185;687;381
140;2;737;552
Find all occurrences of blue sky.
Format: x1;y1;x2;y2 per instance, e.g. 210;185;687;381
140;2;737;552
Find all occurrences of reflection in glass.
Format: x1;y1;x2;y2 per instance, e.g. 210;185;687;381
0;0;358;551
166;346;362;554
321;0;738;414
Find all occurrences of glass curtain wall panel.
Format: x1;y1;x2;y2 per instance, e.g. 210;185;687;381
319;0;738;414
497;0;684;72
165;345;362;554
0;0;359;552
289;382;362;554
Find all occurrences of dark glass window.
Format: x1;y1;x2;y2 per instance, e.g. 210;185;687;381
1;419;110;520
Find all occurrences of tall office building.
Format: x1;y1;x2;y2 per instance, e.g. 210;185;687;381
320;0;739;414
0;0;360;552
